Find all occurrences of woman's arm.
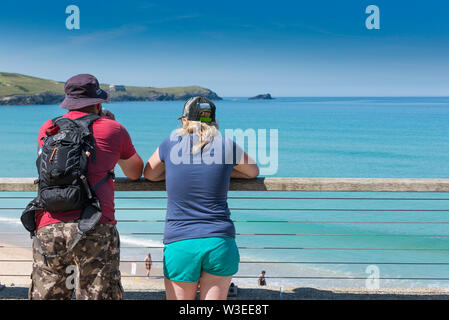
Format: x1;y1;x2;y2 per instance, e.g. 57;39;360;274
144;148;166;181
231;150;259;179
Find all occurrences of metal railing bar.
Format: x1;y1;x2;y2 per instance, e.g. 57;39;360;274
117;276;449;280
3;207;449;212
236;247;449;251
3;246;447;251
231;209;449;212
3;196;449;201
237;247;449;251
115;220;449;224
119;261;449;265
3;259;449;266
236;233;449;237
3;217;449;227
232;220;449;224
77;232;449;237
231;197;449;201
207;276;449;280
2;274;449;281
102;208;449;212
3;231;449;237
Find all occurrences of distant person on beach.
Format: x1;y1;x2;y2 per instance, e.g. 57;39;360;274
258;271;267;286
26;74;143;300
144;96;259;300
145;252;152;277
227;282;238;297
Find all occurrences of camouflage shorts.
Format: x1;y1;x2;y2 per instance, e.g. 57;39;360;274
29;222;123;300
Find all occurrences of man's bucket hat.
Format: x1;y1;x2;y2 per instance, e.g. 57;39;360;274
60;74;109;110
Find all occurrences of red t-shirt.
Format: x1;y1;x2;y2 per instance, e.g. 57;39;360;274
35;111;137;230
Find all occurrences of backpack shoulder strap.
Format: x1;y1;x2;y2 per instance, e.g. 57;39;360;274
74;113;101;162
74;113;101;130
51;116;63;126
52;116;78;130
92;170;115;191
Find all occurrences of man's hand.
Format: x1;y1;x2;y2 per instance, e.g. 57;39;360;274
101;109;116;120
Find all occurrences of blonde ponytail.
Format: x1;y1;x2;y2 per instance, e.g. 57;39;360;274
176;120;220;153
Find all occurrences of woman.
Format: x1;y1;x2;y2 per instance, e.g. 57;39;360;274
144;96;259;300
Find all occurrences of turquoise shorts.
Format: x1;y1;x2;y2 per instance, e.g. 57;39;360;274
163;237;240;282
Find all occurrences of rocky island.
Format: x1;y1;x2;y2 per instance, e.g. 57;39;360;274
0;72;222;105
248;93;273;100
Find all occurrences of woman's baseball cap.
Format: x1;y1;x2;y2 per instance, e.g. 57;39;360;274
60;74;109;110
179;96;216;123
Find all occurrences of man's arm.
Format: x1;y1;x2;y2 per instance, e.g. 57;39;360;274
144;148;166;181
118;153;144;180
117;122;143;180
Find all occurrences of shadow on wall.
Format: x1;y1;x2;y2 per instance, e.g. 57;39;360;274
2;286;449;300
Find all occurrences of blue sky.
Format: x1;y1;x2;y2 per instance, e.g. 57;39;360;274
0;0;448;96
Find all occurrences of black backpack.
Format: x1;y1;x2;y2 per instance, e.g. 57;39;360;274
21;113;114;265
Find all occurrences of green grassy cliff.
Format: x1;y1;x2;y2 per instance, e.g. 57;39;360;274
0;73;64;97
0;72;221;105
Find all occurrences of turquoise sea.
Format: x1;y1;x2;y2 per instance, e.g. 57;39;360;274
1;97;449;288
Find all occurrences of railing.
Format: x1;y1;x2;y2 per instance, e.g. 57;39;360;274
4;177;449;192
1;177;449;287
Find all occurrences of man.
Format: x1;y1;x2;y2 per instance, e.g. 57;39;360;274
29;74;143;300
144;252;152;277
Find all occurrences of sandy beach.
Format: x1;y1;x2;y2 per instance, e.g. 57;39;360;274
2;237;449;300
0;238;166;292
